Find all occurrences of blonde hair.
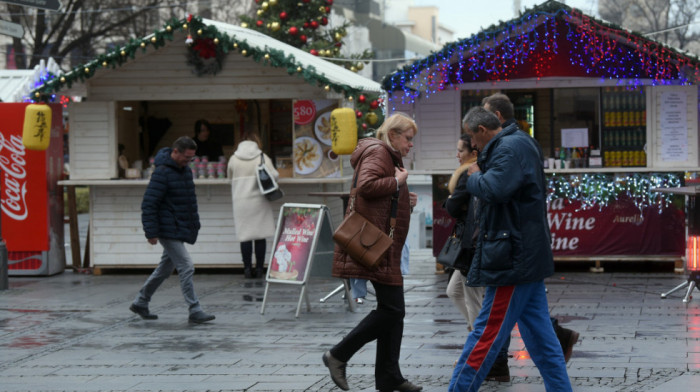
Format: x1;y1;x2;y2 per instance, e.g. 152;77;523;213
375;112;418;149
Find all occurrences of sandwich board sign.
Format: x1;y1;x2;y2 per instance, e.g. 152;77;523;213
260;203;338;317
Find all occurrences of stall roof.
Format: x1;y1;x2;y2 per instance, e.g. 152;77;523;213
29;15;381;101
382;0;700;95
0;70;32;102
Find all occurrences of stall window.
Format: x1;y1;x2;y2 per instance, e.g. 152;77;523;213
551;88;600;161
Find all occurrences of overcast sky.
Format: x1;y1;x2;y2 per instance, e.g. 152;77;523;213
413;0;599;40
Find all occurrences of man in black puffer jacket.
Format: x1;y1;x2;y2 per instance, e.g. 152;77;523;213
130;136;215;324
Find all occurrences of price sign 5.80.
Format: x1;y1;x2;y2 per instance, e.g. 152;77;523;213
293;100;316;125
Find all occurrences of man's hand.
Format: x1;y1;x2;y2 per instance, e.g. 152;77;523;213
409;192;418;208
148;238;158;245
467;163;481;176
395;167;408;186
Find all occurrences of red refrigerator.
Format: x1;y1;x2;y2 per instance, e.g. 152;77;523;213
0;103;65;276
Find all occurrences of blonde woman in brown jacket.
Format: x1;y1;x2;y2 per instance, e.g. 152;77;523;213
323;112;422;392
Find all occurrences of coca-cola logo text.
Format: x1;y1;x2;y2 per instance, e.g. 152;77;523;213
0;133;29;221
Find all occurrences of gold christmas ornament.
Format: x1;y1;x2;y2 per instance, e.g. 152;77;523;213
297;66;302;72
151;37;157;43
334;32;342;42
140;42;146;48
261;2;269;11
366;112;378;125
271;22;280;31
241;22;248;28
356;62;364;70
270;0;278;5
324;85;330;91
60;77;66;83
197;29;203;35
319;6;325;12
35;92;40;98
264;53;270;60
234;43;239;48
241;50;248;56
102;61;108;67
183;23;188;29
166;25;172;32
214;38;219;44
84;67;90;74
120;50;126;56
348;96;354;101
350;66;357;72
257;9;263;16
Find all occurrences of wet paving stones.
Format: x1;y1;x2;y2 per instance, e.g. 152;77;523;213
1;249;700;391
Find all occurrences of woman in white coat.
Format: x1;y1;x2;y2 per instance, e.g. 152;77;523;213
227;132;279;278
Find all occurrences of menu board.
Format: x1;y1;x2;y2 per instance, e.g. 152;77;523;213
292;100;342;178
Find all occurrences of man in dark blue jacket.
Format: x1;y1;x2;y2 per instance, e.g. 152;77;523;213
449;107;571;392
130;136;215;324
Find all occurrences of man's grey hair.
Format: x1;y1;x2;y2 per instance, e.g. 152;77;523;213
462;106;501;133
172;136;197;152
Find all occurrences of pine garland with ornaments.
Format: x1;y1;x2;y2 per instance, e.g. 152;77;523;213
239;0;372;71
352;93;385;137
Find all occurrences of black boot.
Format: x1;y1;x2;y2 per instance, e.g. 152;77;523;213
244;267;253;279
255;267;265;279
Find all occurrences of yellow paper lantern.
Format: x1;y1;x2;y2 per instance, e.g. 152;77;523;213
22;104;52;151
330;108;357;155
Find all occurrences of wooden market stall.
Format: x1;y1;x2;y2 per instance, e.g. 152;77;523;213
382;0;698;269
30;16;381;272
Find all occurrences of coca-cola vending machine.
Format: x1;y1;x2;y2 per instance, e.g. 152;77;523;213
0;103;65;276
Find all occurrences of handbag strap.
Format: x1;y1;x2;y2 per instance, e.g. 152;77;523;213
259;153;265;165
349;149;400;239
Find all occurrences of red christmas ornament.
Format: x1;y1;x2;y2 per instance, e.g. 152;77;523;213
299;35;307;43
256;20;264;27
186;14;193;23
303;22;309;28
358;94;366;103
280;12;288;20
326;0;333;4
362;123;367;130
326;6;331;13
321;17;328;26
335;42;342;48
310;49;319;56
303;0;310;2
310;20;319;29
289;26;299;35
369;100;379;109
356;110;362;118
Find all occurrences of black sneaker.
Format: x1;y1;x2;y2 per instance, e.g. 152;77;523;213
322;351;349;391
130;304;157;320
485;358;510;382
188;311;215;324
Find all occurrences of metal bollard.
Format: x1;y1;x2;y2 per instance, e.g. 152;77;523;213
0;240;8;290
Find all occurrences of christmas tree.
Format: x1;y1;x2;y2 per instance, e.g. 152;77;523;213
240;0;371;72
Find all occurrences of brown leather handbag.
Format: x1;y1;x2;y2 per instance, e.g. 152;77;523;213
333;161;398;270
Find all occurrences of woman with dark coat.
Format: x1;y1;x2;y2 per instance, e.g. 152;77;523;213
322;112;422;392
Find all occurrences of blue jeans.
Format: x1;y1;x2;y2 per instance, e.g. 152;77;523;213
133;238;202;315
350;278;368;299
449;281;572;392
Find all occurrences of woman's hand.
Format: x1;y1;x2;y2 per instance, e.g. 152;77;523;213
409;192;418;208
395;167;408;186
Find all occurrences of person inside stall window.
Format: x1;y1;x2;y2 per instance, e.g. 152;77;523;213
193;119;224;161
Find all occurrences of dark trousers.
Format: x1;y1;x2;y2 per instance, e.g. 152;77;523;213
240;239;266;270
330;281;406;389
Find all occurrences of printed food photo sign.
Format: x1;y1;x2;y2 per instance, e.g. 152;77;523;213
292;100;341;178
268;206;321;282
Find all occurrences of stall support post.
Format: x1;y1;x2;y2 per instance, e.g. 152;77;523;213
0;171;7;290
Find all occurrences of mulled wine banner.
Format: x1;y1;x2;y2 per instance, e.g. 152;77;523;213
548;195;685;256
